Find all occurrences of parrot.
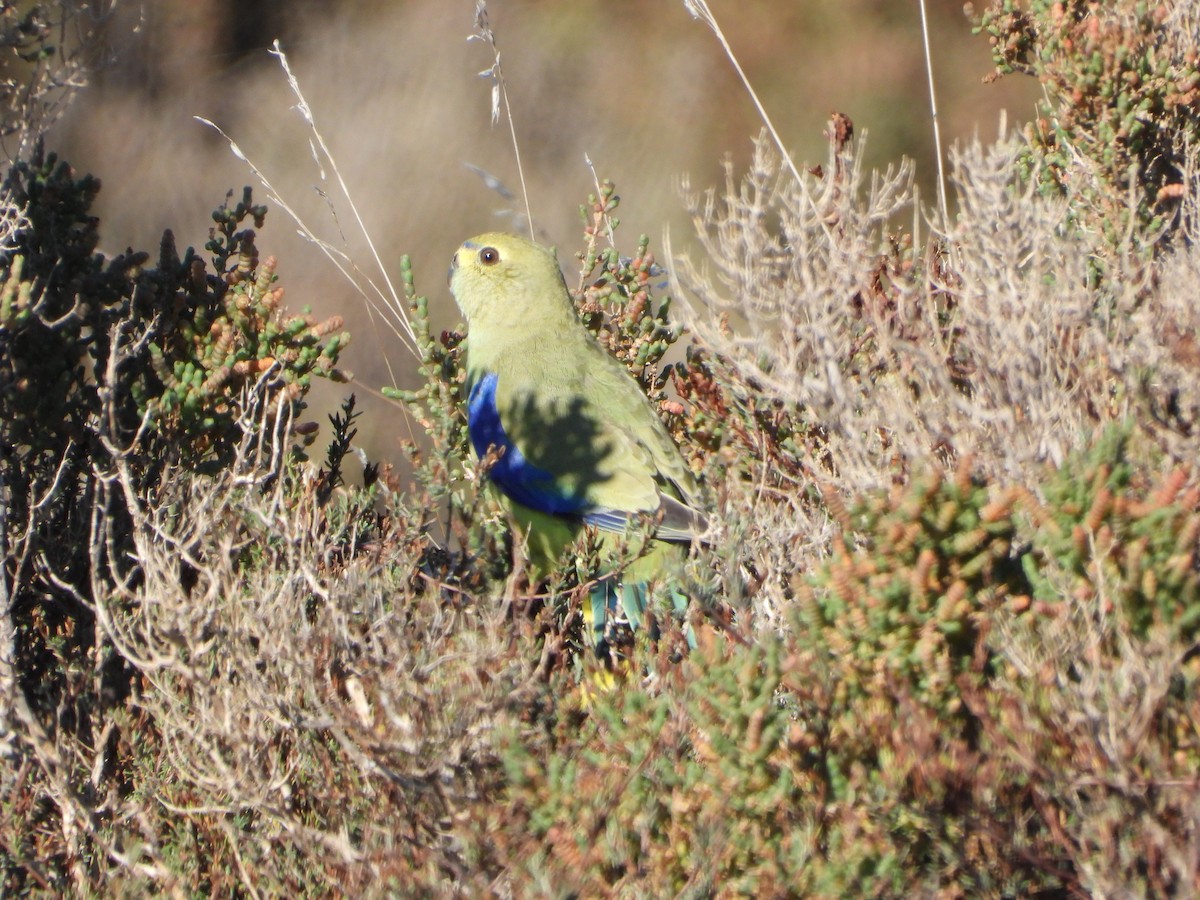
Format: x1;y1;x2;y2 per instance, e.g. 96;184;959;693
447;232;706;649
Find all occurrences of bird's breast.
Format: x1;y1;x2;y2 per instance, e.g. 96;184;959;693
466;371;590;516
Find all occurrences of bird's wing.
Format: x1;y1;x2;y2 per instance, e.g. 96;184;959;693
578;346;702;505
479;339;705;541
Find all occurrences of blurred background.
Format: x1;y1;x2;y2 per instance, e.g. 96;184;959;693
45;0;1039;465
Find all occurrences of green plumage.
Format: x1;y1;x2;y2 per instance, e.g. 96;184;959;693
448;232;705;644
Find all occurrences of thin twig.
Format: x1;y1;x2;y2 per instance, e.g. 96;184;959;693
470;2;535;238
682;0;805;188
195;44;423;376
918;0;951;227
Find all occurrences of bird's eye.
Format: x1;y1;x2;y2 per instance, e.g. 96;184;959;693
479;246;500;265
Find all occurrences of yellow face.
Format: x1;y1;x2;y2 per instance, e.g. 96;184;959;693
447;237;500;286
448;232;568;328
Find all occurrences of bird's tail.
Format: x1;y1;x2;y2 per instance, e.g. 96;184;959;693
583;578;695;653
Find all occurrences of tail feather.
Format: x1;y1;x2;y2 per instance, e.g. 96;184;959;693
583;579;696;653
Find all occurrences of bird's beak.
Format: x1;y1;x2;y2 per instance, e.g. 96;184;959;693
447;248;459;286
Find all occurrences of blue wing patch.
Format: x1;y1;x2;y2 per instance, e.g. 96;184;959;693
468;371;670;534
468;372;591;516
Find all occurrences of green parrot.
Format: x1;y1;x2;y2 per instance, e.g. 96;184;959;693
448;232;705;648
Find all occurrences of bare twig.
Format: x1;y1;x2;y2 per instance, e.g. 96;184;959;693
681;0;805;188
470;2;535;238
918;0;950;227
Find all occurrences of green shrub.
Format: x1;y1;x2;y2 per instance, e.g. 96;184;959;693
5;2;1200;895
0;148;349;893
487;426;1200;896
976;0;1200;253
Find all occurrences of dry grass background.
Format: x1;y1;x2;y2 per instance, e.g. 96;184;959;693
11;1;1200;894
45;0;1038;465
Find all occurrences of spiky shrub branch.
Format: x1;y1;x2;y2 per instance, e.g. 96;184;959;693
0;2;118;159
975;0;1200;255
0;147;356;892
4;3;1200;895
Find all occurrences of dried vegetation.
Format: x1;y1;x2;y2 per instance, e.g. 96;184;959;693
3;0;1200;896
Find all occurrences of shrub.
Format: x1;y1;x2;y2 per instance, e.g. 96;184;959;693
0;149;350;893
975;0;1200;254
4;2;1200;895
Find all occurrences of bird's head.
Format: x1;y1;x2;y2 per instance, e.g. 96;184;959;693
448;232;575;330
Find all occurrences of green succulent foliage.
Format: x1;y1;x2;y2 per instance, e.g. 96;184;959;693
500;637;815;895
799;427;1200;729
1016;427;1200;638
574;180;684;416
0;153;349;477
146;186;348;465
0;146;348;831
968;431;1200;897
498;453;1198;897
802;465;1016;705
975;0;1200;252
771;425;1200;894
382;255;513;588
788;466;1036;894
